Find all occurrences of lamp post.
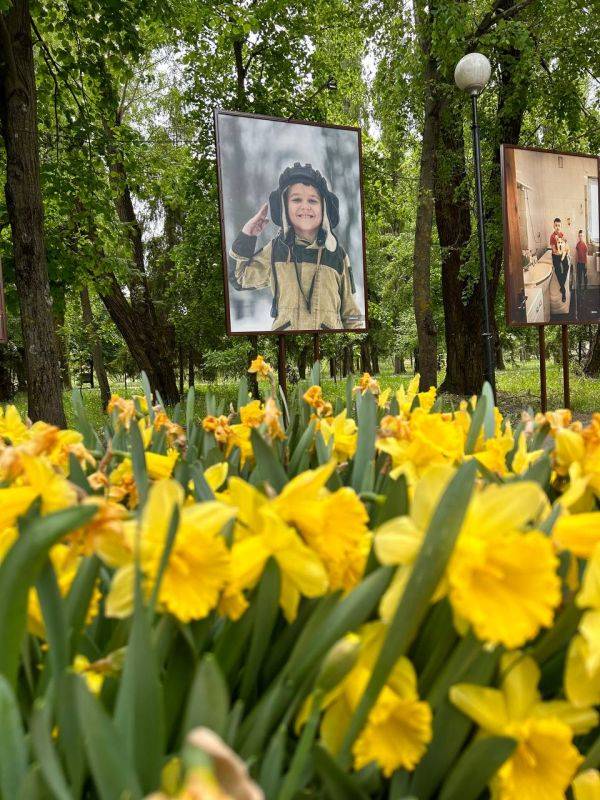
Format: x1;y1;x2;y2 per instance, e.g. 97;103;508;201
454;52;496;398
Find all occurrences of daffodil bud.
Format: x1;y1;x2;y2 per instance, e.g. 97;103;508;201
316;633;360;693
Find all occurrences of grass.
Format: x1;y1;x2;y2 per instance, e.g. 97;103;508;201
10;359;596;431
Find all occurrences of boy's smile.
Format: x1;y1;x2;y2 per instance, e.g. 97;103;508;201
287;182;323;239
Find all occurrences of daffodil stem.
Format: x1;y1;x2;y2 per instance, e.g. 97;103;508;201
581;731;600;771
277;690;323;800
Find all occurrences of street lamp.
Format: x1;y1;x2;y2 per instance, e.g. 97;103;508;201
454;53;496;398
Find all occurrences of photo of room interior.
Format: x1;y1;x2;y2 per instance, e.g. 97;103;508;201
503;146;599;325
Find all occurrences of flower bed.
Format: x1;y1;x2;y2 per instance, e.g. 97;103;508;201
1;359;600;799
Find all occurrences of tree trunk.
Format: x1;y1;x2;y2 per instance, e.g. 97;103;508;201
412;0;438;389
297;345;308;380
329;357;337;381
585;328;600;377
434;91;485;395
80;286;111;410
99;76;179;405
0;346;13;401
178;344;184;397
359;340;372;373
248;335;259;398
495;332;506;371
371;343;380;374
0;1;65;425
188;348;195;389
394;354;406;374
342;344;354;376
53;296;72;389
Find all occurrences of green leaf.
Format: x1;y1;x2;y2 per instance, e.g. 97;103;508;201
345;375;354;417
409;648;499;799
30;698;74;800
278;693;322;800
129;423;149;507
481;382;496;438
310;359;321;386
68;453;92;493
140;371;156;422
464;394;487;455
440;736;517;800
0;505;96;688
35;558;69;689
56;673;86;796
237;377;249;410
181;654;230;740
240;559;281;703
186;385;196;438
250;429;288;492
314;745;369;800
351;391;377;493
189;463;215;502
260;725;287;798
289;420;316;476
339;461;477;764
114;574;164;794
71;389;100;450
75;675;143;800
64;556;100;653
0;675;27;799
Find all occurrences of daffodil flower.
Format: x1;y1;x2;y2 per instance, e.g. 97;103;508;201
105;480;236;623
375;464;557;647
450;652;597;800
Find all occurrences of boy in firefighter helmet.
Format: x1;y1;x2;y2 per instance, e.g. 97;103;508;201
229;162;364;331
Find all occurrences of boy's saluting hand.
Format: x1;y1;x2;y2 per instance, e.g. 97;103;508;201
242;203;269;236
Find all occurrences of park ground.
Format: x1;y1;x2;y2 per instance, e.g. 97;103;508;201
15;359;597;430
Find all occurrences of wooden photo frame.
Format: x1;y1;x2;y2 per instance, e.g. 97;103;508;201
501;144;600;327
214;109;369;336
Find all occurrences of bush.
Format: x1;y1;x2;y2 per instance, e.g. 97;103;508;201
0;362;599;799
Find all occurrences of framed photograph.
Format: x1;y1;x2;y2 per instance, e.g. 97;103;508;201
501;144;600;326
214;109;368;335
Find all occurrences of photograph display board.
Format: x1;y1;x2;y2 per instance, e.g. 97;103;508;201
502;144;600;326
214;109;368;335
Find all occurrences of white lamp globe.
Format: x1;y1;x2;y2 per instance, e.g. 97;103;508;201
454;53;492;95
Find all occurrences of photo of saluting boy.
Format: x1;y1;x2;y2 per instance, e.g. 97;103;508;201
215;110;368;335
228;162;363;332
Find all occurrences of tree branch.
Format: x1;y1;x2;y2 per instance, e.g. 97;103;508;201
470;0;537;45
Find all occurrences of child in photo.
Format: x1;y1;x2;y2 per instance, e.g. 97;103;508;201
228;162;364;331
550;217;570;303
576;229;589;291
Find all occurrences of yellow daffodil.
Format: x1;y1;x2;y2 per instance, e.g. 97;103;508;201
225;423;253;466
248;355;273;377
28;544;100;637
302;622;431;776
272;462;371;592
107;395;139;429
565;545;600;706
512;432;545;475
227;506;328;622
0;404;29;444
354;372;380;395
450;652;597;800
105;480;236;622
202;415;232;444
109;459;139;509
375;464;556;647
72;655;105;696
573;770;600;800
377;387;391;409
376;408;464;483
263;397;285;441
145;450;179;479
319;410;358;461
239;400;264;428
553;512;600;558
